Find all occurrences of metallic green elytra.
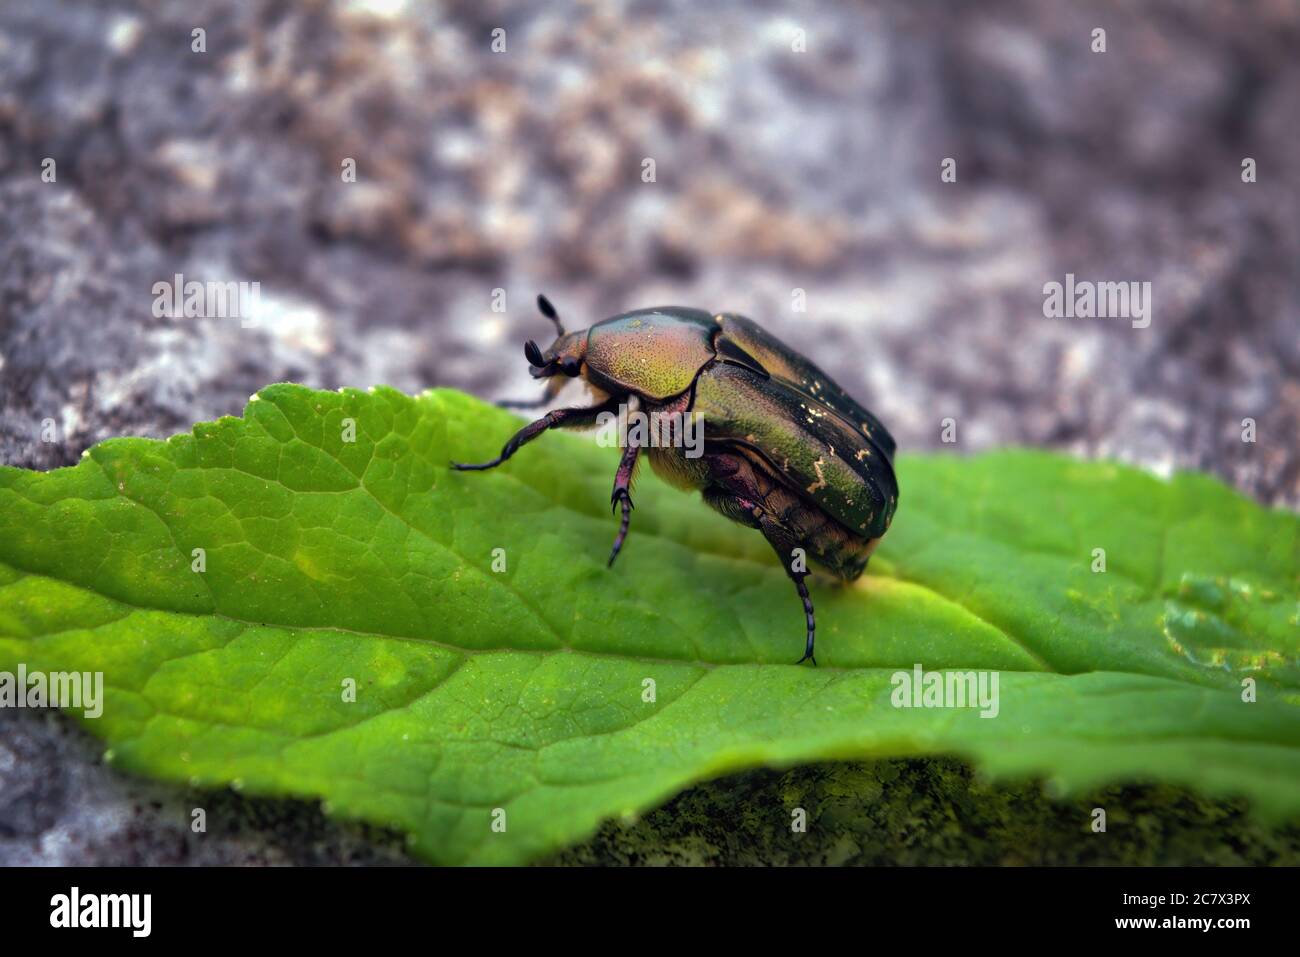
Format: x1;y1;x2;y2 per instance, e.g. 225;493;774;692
452;296;899;665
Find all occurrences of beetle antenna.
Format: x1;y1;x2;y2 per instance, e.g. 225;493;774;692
537;294;565;337
524;340;547;368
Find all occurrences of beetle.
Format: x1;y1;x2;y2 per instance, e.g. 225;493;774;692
452;295;898;664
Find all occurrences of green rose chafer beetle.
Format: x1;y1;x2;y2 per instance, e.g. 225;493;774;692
453;296;898;664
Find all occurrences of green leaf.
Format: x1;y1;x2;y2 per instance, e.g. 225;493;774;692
0;384;1296;864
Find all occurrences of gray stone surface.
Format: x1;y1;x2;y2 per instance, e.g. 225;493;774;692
0;0;1296;864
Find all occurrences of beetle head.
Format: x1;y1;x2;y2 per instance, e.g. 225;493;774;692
525;294;587;380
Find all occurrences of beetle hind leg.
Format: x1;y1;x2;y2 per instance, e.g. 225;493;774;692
703;489;817;665
758;516;817;666
789;573;817;665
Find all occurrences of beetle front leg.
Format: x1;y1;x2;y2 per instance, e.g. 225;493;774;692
607;442;641;568
451;400;613;471
497;375;569;411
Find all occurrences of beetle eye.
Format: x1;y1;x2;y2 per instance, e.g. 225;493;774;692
561;357;581;377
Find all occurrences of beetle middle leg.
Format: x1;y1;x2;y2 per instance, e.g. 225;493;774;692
451;398;615;471
607;440;641;568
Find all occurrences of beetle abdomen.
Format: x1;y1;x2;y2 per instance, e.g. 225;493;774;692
702;447;882;580
691;362;898;539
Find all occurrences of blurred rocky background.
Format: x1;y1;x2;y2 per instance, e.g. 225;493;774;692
0;0;1296;864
